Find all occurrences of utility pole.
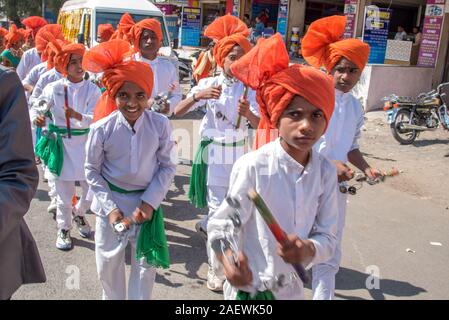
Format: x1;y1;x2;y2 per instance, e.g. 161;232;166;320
42;0;46;18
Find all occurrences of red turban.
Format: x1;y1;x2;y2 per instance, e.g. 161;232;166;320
97;24;115;42
0;27;8;38
129;18;163;54
21;16;48;39
82;39;154;122
231;33;335;149
5;25;25;49
53;43;86;76
204;14;251;68
302;15;370;72
35;24;64;57
46;39;70;71
110;13;135;42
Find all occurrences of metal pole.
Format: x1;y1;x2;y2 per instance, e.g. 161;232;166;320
42;0;45;18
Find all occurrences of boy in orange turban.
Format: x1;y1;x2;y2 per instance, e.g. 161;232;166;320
174;14;259;293
128;16;181;115
206;33;338;300
34;42;101;251
1;25;25;69
17;22;60;81
83;39;176;300
302;15;383;300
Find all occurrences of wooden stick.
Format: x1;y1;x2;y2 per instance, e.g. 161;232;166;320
64;85;71;139
236;85;249;129
247;188;310;284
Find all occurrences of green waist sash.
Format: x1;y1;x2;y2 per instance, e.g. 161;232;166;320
34;124;89;176
236;290;275;300
188;138;245;209
106;179;170;269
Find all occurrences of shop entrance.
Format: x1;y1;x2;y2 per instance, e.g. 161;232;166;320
304;0;345;32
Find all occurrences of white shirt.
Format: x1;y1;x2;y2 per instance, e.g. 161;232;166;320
36;78;101;181
394;31;407;41
29;68;63;107
22;61;48;87
187;73;260;187
207;138;339;299
136;54;182;115
85;110;177;217
16;47;41;81
315;90;364;163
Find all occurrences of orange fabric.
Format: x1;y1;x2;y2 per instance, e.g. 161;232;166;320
21;16;48;39
53;43;86;76
82;39;154;122
129;18;163;54
204;14;251;68
46;39;69;70
301;15;370;72
110;13;135;42
5;25;24;49
35;24;64;56
0;27;8;37
231;33;335;149
98;24;115;42
193;49;215;83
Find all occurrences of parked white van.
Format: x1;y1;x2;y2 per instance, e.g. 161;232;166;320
57;0;172;54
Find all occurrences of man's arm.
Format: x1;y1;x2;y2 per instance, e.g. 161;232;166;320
0;67;39;243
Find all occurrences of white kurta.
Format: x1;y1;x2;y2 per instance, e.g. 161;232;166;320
16;47;41;81
37;78;101;181
22;62;48;88
314;90;364;162
85;110;177;300
136;55;182;115
207;138;339;300
29;68;63;107
187;73;259;188
312;89;365;300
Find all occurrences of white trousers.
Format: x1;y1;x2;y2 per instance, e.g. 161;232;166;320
48;177;56;199
95;216;156;300
54;180;91;230
312;190;348;300
204;185;228;279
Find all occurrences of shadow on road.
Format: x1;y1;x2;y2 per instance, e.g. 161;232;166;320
34;188;51;201
72;237;95;251
334;267;427;300
412;139;449;148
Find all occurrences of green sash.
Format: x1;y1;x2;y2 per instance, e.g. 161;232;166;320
188;138;246;208
34;124;89;176
236;290;275;300
106;179;170;269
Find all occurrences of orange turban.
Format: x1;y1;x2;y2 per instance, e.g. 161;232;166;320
129;18;163;54
110;13;135;42
46;39;69;71
82;39;154;122
98;24;115;42
22;16;48;39
35;24;64;55
204;14;251;68
53;42;86;76
5;24;24;49
302;15;370;72
231;33;335;149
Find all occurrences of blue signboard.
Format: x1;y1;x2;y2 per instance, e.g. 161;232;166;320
277;0;288;41
165;15;179;40
181;7;201;47
363;6;392;64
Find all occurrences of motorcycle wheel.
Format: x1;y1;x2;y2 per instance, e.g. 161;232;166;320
390;108;418;145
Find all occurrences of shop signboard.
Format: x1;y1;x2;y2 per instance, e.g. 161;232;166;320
277;0;288;41
181;6;201;47
165;15;179;41
362;6;392;64
343;0;358;38
232;0;240;17
417;0;446;67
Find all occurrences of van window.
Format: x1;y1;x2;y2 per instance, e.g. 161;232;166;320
95;11;169;47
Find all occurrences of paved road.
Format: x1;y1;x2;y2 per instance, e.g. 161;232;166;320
13;112;449;300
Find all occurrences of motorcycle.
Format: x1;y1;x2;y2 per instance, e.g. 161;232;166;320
383;82;449;144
